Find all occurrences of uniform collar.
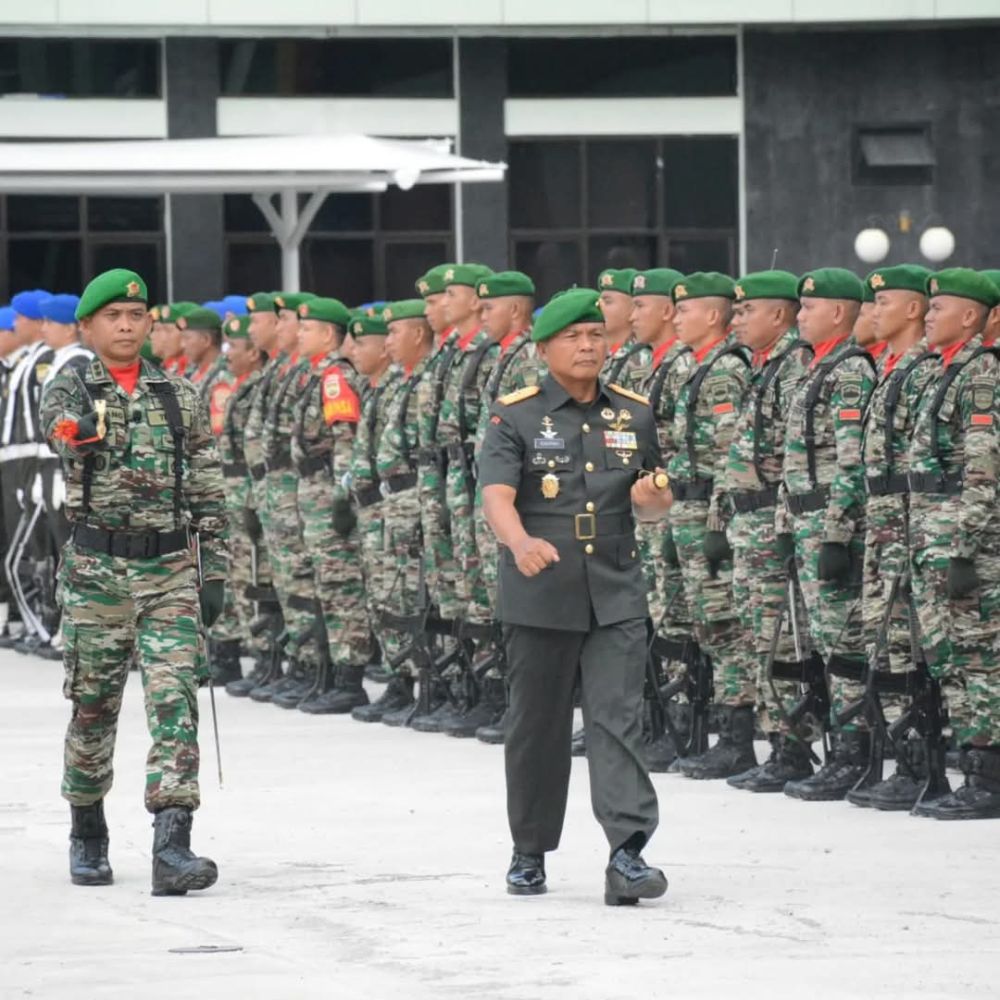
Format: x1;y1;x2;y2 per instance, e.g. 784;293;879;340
541;372;613;411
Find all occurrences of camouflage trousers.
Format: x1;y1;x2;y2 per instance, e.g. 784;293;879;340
672;500;755;707
380;487;424;679
731;507;819;740
58;544;201;813
357;499;402;660
446;458;491;625
297;473;372;667
417;459;462;621
263;469;319;664
909;509;1000;745
792;511;865;731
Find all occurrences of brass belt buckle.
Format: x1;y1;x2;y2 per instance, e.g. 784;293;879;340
574;512;596;540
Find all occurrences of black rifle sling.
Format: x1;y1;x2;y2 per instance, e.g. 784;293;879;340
752;339;811;485
879;351;936;477
684;345;750;477
457;339;500;444
148;381;186;529
927;345;1000;467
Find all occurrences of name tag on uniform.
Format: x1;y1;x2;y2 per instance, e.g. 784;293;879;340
534;437;565;449
604;430;637;450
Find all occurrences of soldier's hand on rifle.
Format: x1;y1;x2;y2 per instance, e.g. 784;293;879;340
199;579;225;628
947;556;980;599
703;530;733;579
817;541;851;584
512;536;560;578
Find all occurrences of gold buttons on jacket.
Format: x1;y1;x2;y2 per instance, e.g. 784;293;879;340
586;501;595;512
585;461;594;472
584;544;594;555
548;460;556;468
582;422;590;433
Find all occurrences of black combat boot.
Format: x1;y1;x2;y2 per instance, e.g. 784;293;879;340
248;657;292;703
677;705;757;780
643;730;679;772
784;730;870;801
506;850;546;896
69;801;113;886
273;660;318;709
445;676;507;738
476;707;507;745
571;727;587;756
604;839;668;906
867;737;949;811
304;663;369;714
730;734;813;792
352;675;415;722
209;639;243;686
226;651;270;697
150;807;218;897
410;675;461;733
913;747;1000;820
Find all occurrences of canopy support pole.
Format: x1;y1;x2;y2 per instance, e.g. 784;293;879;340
251;189;331;293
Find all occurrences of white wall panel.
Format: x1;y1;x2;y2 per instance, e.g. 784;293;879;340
502;0;647;24
357;0;503;24
0;97;166;138
208;0;355;25
56;0;210;25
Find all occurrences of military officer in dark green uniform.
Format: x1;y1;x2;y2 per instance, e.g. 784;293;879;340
480;287;672;906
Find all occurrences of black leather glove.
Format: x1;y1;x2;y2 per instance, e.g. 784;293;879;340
947;557;980;599
776;533;796;569
71;410;107;454
243;508;262;541
817;542;851;584
703;530;733;579
199;580;225;628
332;496;358;538
663;530;680;568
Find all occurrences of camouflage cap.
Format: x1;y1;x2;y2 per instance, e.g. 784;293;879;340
75;269;148;320
926;268;1000;309
383;299;428;323
673;272;737;303
733;270;800;302
866;264;932;296
476;271;535;299
298;296;351;326
531;288;604;344
597;268;638;295
631;268;684;298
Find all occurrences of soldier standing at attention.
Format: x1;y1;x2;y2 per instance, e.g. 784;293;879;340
40;269;226;895
598;268;649;384
481;287;671;905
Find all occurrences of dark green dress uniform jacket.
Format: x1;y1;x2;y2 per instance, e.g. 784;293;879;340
479;374;661;632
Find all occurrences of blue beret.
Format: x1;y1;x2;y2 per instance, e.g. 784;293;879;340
202;300;226;320
11;290;50;320
221;294;248;316
40;294;80;325
0;307;15;331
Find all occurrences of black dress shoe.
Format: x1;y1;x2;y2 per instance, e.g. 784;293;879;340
604;846;668;906
506;851;546;896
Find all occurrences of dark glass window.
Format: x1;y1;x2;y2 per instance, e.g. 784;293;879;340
508;37;737;98
91;242;162;300
508;141;581;230
587;235;657;276
302;238;375;304
513;240;582;305
665;236;736;275
226;241;281;296
225;194;272;233
88;197;162;233
8;196;80;233
380;185;451;232
220;39;453;97
384;241;451;300
586;141;657;230
8;239;81;295
662;138;738;228
310;193;375;233
0;38;160;97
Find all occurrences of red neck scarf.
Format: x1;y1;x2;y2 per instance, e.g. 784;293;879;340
809;333;849;369
108;362;140;395
694;336;725;364
652;336;678;369
939;339;969;368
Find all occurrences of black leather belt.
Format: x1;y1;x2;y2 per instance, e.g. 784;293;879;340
384;472;418;495
266;453;292;473
353;484;382;508
908;472;962;495
73;524;189;559
786;486;830;515
866;473;909;497
249;463;267;481
671;478;713;502
522;511;634;540
730;487;779;514
222;461;248;477
297;454;331;477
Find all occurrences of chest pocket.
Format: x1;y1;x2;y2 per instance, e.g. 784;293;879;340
603;447;640;472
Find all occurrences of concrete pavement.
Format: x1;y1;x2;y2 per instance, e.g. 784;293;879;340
2;652;998;1000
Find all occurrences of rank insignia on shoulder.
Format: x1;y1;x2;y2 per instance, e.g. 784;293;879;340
608;383;649;405
499;385;540;405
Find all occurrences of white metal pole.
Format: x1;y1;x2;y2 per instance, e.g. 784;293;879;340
280;189;300;291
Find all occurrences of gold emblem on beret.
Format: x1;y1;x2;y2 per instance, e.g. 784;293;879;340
299;304;310;318
633;275;646;291
126;281;141;298
149;307;160;321
600;273;614;288
353;322;363;335
674;284;688;299
275;295;285;308
246;297;256;311
870;274;886;289
930;278;939;293
478;283;489;296
541;472;560;500
802;277;816;293
444;268;455;282
229;318;240;332
383;308;393;320
418;280;430;294
734;285;745;300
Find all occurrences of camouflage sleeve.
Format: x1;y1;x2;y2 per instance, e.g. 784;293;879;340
183;387;229;580
39;370;90;462
954;362;1000;559
707;358;749;531
823;359;875;545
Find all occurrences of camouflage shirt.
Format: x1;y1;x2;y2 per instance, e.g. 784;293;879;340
40;357;227;579
348;366;403;493
625;337;694;462
474;332;542;455
262;353;311;464
601;339;652;385
243;352;288;473
218;368;263;474
290;352;363;478
435;329;498;448
377;354;432;483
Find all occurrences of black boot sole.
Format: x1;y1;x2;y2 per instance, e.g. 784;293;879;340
604;876;668;906
506;883;547;896
151;866;218;897
71;871;114;886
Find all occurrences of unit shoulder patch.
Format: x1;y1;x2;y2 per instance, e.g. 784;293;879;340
498;385;541;406
608;383;649;405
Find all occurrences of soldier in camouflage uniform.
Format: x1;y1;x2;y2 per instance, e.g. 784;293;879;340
781;268;878;802
598;268;650;384
718;271;817;793
353;299;435;725
288;297;373;714
846;264;937;810
180;307;231;405
980;270;1000;346
908;269;1000;820
667;272;754;780
42;268;224;895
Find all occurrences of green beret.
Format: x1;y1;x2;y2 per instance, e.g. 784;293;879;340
673;272;736;303
246;292;277;314
861;281;875;304
734;270;800;303
798;268;864;302
415;264;454;298
298;296;351;327
979;270;1000;297
75;268;148;320
443;263;493;289
927;268;1000;309
531;288;604;344
476;271;535;299
866;264;932;296
597;268;638;295
348;312;388;337
159;301;198;324
225;315;251;340
632;268;684;297
274;291;316;313
383;299;428;323
177;307;222;332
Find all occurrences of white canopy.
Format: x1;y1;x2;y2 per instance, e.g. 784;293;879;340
0;134;506;290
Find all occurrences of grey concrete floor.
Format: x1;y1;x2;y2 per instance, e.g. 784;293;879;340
2;652;998;1000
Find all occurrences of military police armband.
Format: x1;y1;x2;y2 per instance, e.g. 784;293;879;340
321;367;361;426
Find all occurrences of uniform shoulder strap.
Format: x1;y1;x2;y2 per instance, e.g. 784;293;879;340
647;346;691;414
498;385;540;406
880;350;936;475
608;382;649;405
606;340;647;384
147;380;186;528
927;345;1000;465
683;344;750;478
458;339;500;441
752;338;810;483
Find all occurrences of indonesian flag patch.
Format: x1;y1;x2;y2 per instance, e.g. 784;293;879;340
322;367;361;425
